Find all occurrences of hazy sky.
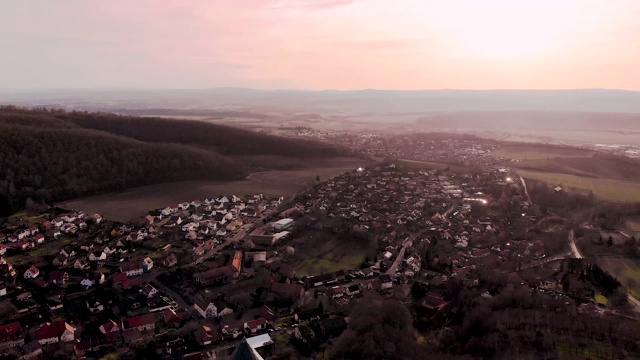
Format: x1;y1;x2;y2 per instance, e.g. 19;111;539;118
1;0;639;90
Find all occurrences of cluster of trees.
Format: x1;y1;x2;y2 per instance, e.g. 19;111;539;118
0;107;346;215
562;258;621;296
329;299;439;360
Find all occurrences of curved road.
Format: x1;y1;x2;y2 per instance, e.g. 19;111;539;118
568;230;640;313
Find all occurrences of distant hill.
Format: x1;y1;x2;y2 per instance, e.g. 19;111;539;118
0;107;345;215
4;88;640;115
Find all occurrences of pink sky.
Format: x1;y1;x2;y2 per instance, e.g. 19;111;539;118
1;0;639;89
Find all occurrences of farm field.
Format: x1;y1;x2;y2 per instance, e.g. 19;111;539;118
626;220;640;237
291;253;365;278
596;257;640;299
517;170;640;203
396;159;473;173
492;144;594;160
60;166;357;222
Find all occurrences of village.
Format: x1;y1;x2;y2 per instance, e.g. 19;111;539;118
0;162;631;360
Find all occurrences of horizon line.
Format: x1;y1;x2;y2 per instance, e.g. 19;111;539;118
0;87;639;93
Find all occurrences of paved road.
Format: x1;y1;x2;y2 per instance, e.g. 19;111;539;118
568;230;640;313
520;177;533;205
141;271;191;310
568;230;583;259
386;237;413;276
518;252;572;271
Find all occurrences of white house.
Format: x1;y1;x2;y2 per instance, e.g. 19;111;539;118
89;251;107;262
24;266;39;279
194;298;217;318
141;284;158;298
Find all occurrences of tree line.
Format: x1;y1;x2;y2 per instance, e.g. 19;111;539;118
0;107;346;215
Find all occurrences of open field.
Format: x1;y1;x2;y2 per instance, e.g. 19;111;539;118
626;219;640;237
291;253;365;278
513;156;640;182
596;257;640;299
60;165;359;221
396;159;474;173
517;169;640;203
493;144;594;160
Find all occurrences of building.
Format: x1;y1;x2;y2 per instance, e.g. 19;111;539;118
194;325;218;346
194;297;217;318
23;266;39;279
272;218;294;231
141;257;154;272
120;262;143;277
123;314;156;332
34;321;75;345
0;322;24;349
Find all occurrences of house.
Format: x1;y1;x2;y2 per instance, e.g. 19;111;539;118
270;283;305;301
33;234;45;244
141;283;158;298
86;298;104;313
345;284;361;296
0;245;6;256
53;254;67;267
47;297;64;311
34;320;75;345
194;297;218;318
0;263;16;278
0;322;24;349
194;325;218;346
24;266;40;279
123;314;156;332
89;251;107;262
379;274;393;290
60;247;75;258
99;320;120;334
120;262;143;277
49;271;69;285
0;283;7;297
141;257;154;272
163;308;190;325
162;253;178;267
74;258;89;270
244;318;268;334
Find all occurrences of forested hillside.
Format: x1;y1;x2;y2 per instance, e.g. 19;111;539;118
0;107;345;216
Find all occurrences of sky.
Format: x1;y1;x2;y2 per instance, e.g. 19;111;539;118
1;0;639;90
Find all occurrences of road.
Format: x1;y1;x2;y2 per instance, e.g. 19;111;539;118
141;271;191;311
568;230;583;259
386;237;413;276
520;176;533;205
518;251;572;271
568;230;640;313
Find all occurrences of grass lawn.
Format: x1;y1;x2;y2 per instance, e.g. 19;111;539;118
518;170;640;203
626;220;640;237
594;294;608;306
596;257;640;298
292;253;365;278
493;145;593;160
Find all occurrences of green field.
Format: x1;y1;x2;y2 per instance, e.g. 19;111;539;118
597;257;640;298
492;145;593;160
292;252;365;278
518;170;640;203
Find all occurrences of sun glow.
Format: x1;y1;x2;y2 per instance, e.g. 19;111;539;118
427;0;588;61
